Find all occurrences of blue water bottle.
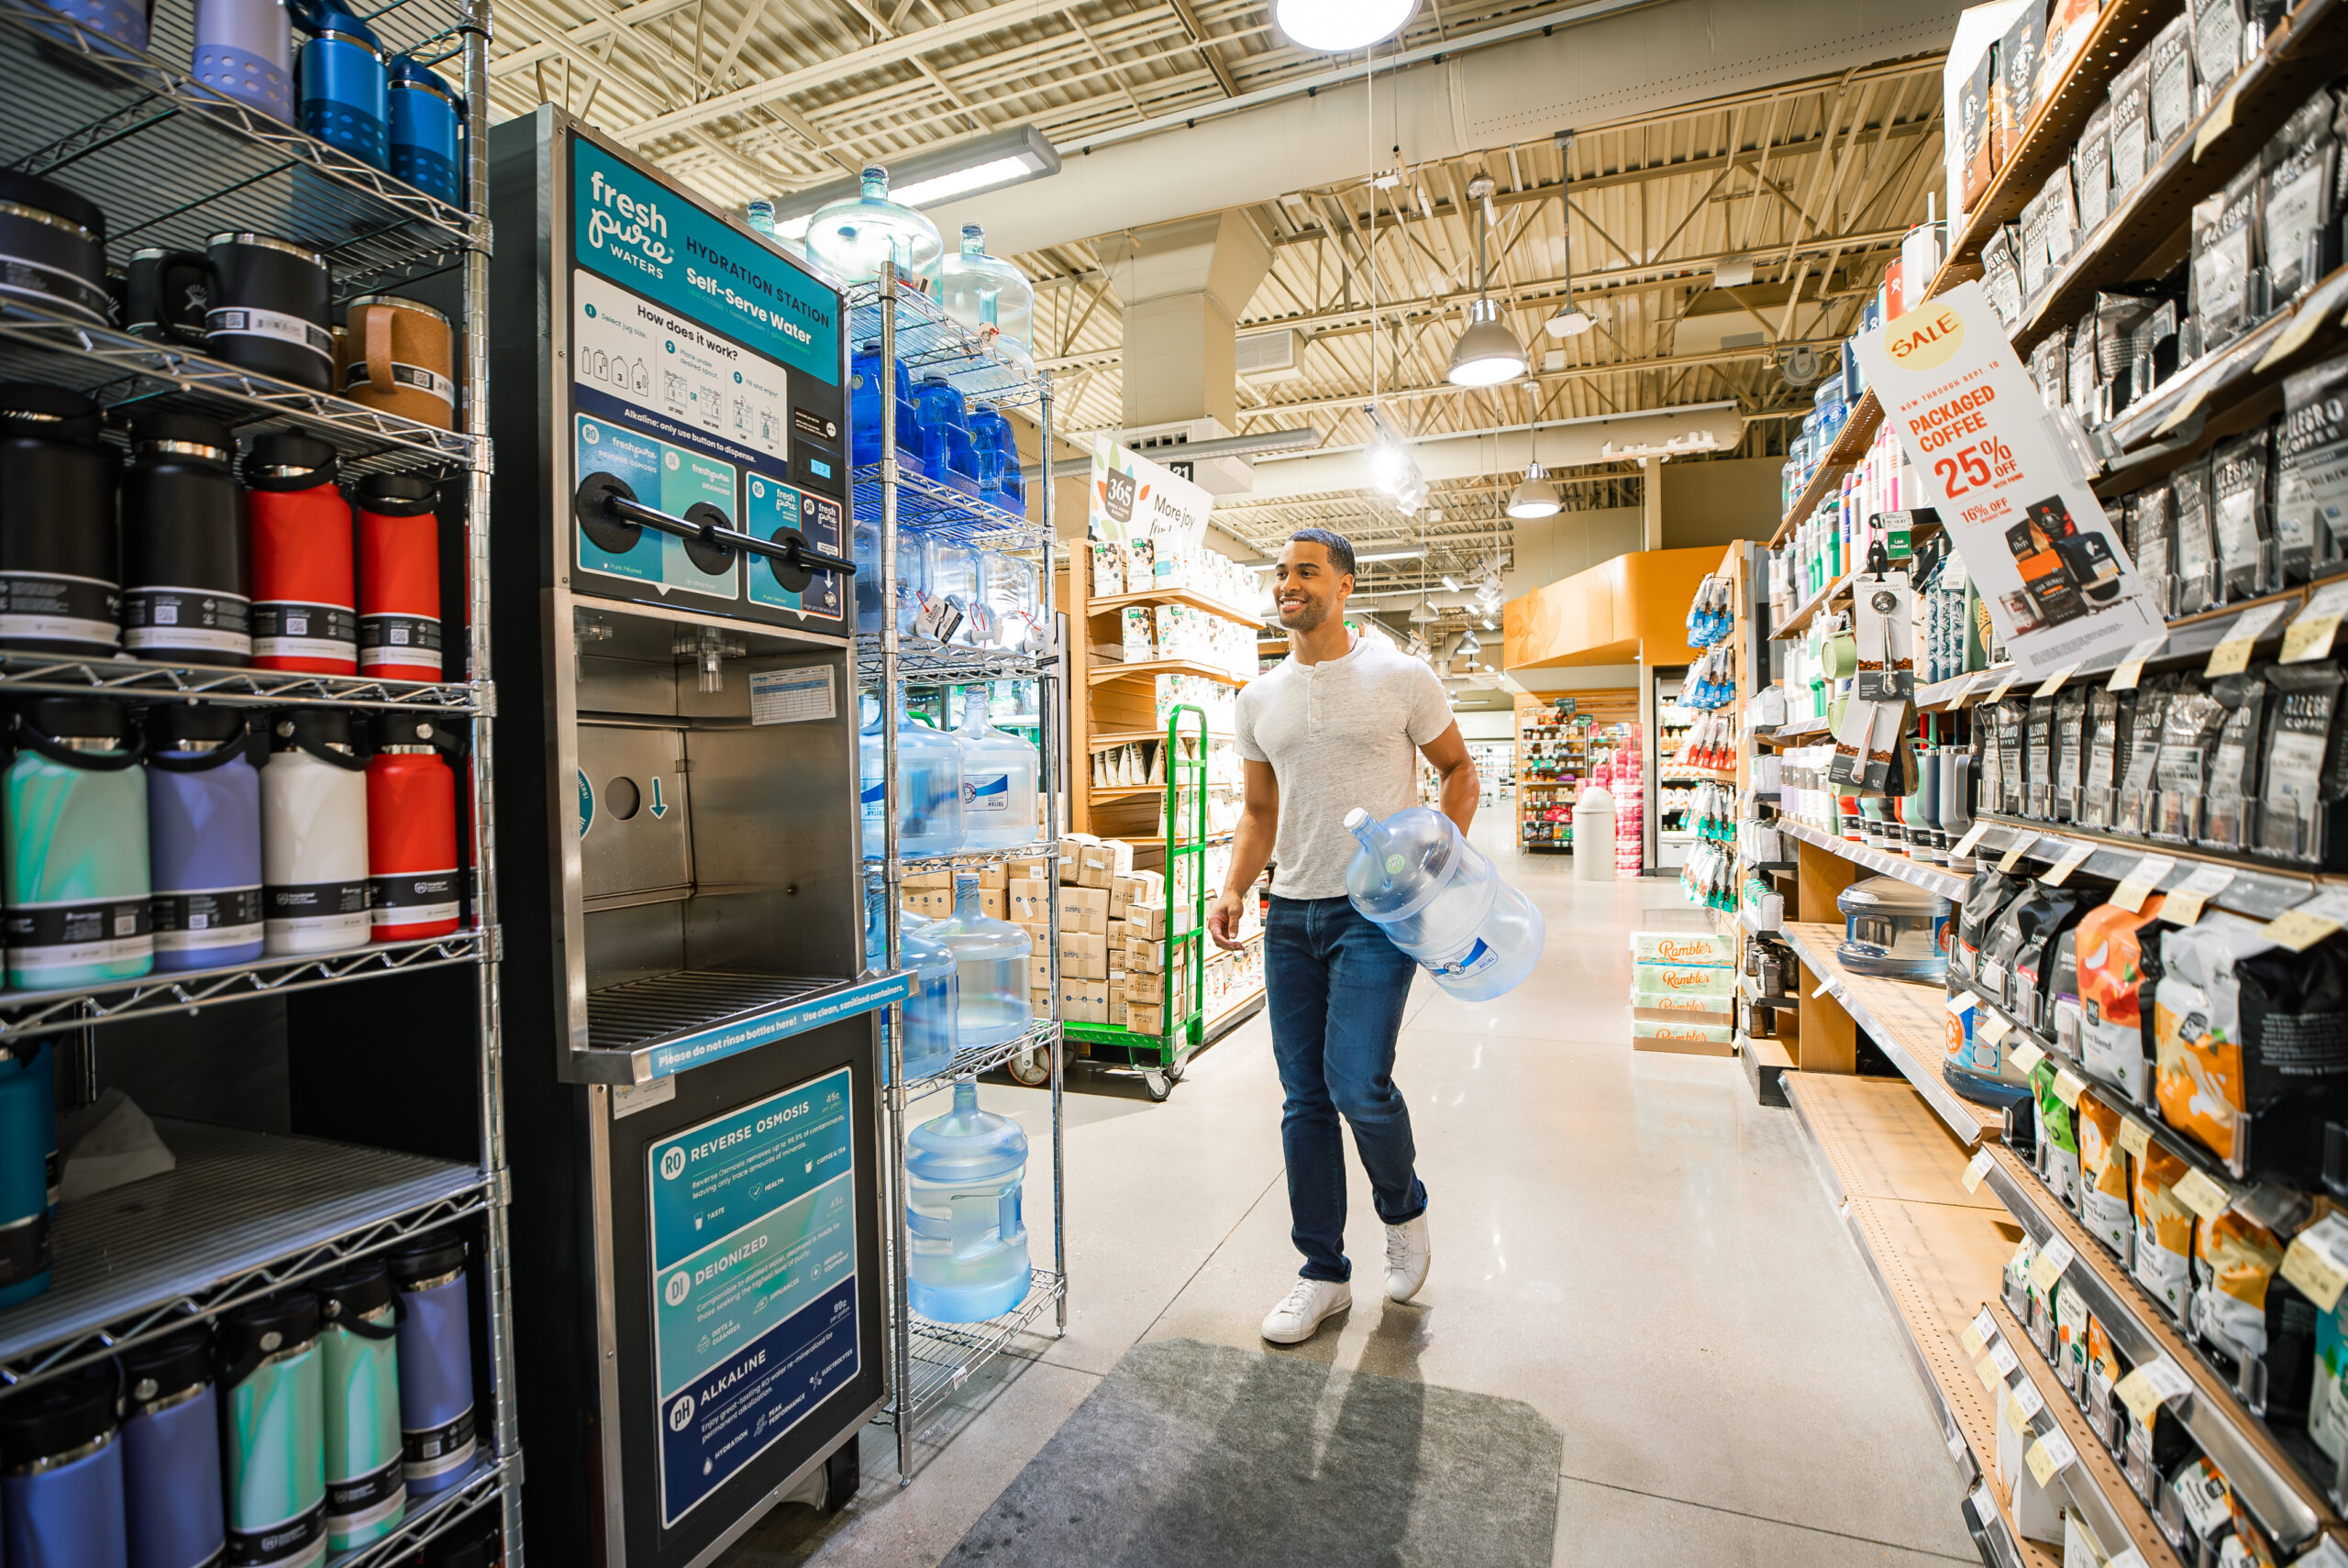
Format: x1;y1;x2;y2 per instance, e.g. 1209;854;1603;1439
6;699;154;990
145;705;265;973
119;1329;227;1568
193;0;294;124
215;1294;327;1568
0;1364;130;1568
386;56;462;206
0;1044;52;1309
315;1260;404;1551
296;6;389;171
387;1233;475;1498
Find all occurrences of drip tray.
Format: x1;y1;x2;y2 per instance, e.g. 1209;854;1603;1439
578;967;913;1084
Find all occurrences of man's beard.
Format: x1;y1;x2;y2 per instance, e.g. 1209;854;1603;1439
1279;597;1328;632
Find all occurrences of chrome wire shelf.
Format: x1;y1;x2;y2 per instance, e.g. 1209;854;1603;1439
0;297;485;473
0;1120;487;1389
890;840;1061;875
0;649;481;712
884;1269;1068;1424
849;462;1048;547
583;968;838;1053
854;635;1061;685
331;1456;510;1568
902;1018;1061;1104
0;928;489;1041
0;0;483;287
847;283;1046;409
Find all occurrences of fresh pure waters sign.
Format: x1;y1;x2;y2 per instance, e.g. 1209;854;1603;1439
1854;282;2162;675
647;1068;859;1527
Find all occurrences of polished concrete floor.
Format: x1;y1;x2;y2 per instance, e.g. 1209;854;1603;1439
718;823;1979;1567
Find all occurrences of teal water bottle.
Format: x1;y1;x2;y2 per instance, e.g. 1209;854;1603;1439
6;699;152;990
315;1261;404;1551
216;1294;327;1568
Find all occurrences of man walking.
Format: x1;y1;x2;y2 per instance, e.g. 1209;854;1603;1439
1209;528;1479;1344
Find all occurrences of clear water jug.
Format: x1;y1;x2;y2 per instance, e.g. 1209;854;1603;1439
803;165;944;289
953;692;1040;850
925;537;990;646
938;225;1035;366
1343;806;1545;999
744;198;806;261
983;553;1040;650
928;872;1030;1050
862;882;958;1083
852;517;925;637
859;694;963;858
905;1076;1029;1322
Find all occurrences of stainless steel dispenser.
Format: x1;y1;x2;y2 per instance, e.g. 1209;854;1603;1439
488;109;900;1568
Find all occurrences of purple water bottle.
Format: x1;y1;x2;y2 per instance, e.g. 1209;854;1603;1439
119;1329;227;1568
193;0;294;125
144;705;264;972
0;1364;130;1568
387;1233;475;1497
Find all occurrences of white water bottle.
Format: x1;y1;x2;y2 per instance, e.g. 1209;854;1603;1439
262;708;371;955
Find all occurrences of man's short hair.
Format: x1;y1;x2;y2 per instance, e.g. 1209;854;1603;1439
1288;527;1356;577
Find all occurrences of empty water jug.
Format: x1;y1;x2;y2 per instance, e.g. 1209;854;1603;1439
937;225;1035;369
864;883;958;1083
1343;805;1545;999
803;166;944;290
927;872;1030;1050
983;553;1040;651
952;692;1039;851
904;1076;1029;1322
925;537;989;646
852;517;925;637
858;695;962;859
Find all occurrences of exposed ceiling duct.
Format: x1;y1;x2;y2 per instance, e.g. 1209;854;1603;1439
1244;403;1743;502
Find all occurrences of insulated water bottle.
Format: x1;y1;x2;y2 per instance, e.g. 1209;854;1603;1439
366;717;460;942
1341;805;1545;1000
216;1294;326;1568
261;708;370;955
0;383;119;656
145;704;265;971
385;56;461;205
119;1329;226;1568
904;1076;1029;1323
194;0;294;124
0;1364;129;1568
245;436;356;674
387;1233;475;1498
39;0;150;50
0;1045;52;1309
927;872;1030;1052
314;1261;404;1551
858;694;962;858
354;473;441;680
296;7;389;171
204;234;335;392
6;698;153;989
950;692;1038;851
120;412;250;667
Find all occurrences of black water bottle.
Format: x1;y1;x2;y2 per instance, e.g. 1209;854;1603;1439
0;383;119;657
120;412;251;668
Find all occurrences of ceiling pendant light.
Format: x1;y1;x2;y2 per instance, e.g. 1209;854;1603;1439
1273;0;1415;51
1447;174;1526;388
1507;461;1561;519
1545;129;1593;338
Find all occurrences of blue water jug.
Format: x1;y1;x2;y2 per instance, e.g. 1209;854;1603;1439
968;406;1024;513
911;376;980;499
904;1076;1029;1323
850;344;923;476
1343;806;1545;999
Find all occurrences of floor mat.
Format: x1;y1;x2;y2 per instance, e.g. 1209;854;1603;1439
942;1337;1562;1568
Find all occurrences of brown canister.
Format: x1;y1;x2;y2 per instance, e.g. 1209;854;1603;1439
342;294;455;429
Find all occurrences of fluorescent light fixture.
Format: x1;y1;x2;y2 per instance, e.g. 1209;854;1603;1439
1440;575;1459;591
1507;462;1561;519
1446;298;1527;387
1353;548;1424;563
1482;617;1497;630
769;125;1061;235
1274;0;1414;51
1713;254;1755;288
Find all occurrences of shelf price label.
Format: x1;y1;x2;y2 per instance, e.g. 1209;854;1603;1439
1946;991;1977;1017
2051;1068;2087;1109
1969;1307;1997;1348
2002;1033;2039;1072
2108;634;2169;691
1962;1147;1995;1194
2112;855;2176;912
2283;581;2348;664
1985;668;2023;705
1952;822;1993;860
2161;865;2237;926
2040;841;2095;887
2264;889;2348;954
2028;1233;2076;1292
2025;1430;2077;1486
1962;1320;1988;1356
2174;1165;2232;1221
2114;1356;2195;1423
1990;1340;2021;1377
1977;1353;2006;1393
2033;661;2083;698
2118;1117;2154;1161
2009;1376;2045;1423
2207;601;2290;676
1997;837;2034;873
2282;1213;2348;1312
2108;1551;2151;1568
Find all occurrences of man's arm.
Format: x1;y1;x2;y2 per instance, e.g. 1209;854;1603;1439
1208;757;1279;950
1421;722;1479;835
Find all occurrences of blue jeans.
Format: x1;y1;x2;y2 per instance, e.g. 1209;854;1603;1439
1265;895;1425;1284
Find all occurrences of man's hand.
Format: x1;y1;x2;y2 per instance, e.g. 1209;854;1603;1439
1207;888;1250;951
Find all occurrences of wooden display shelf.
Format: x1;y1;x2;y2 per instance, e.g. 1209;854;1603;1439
1780;818;1972;904
1779;921;1998;1145
1085;657;1246;687
1086;585;1264;629
1776;566;1858;636
1771;395;1883;547
1089;727;1233;751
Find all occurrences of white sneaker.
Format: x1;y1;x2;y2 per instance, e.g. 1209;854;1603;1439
1384;1214;1431;1302
1260;1277;1352;1344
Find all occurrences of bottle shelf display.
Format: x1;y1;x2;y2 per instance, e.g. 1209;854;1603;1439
0;0;518;1561
1517;703;1588;854
855;261;1069;1480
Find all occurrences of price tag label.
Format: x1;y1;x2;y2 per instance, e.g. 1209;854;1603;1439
2003;1033;2039;1071
2010;1376;2045;1421
2207;601;2290;676
1971;1307;1998;1345
2029;1233;2077;1291
2157;374;2220;437
2052;1067;2087;1109
2112;854;2177;912
2108;634;2169;691
1990;1341;2020;1377
1986;668;2022;705
1952;821;1992;860
1963;1147;1995;1193
2118;1117;2154;1161
2175;1165;2232;1221
1946;992;1977;1021
2195;80;2242;160
2026;1430;2078;1486
2281;1213;2348;1312
1962;1320;1988;1356
1998;837;2033;872
2161;864;2237;926
1953;669;1989;704
2265;889;2348;954
2041;841;2095;887
1977;1354;2006;1393
2034;661;2083;699
2115;1357;2194;1423
2107;1550;2150;1568
2283;581;2348;664
2003;1389;2032;1431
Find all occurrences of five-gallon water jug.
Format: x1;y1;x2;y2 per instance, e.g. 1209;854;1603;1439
858;695;962;859
1343;806;1545;999
803;166;944;289
983;554;1040;651
904;1075;1029;1322
864;882;958;1083
938;225;1035;368
928;872;1030;1050
952;692;1038;851
925;537;990;647
911;376;981;499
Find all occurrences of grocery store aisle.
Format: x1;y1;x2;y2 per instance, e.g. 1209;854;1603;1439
723;837;1978;1567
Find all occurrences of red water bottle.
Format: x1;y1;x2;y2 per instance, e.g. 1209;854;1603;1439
367;716;460;942
244;434;356;673
355;473;441;681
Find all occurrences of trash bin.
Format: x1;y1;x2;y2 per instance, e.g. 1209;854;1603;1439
1571;786;1614;882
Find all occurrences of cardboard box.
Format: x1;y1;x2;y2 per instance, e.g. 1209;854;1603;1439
1103;839;1135;878
1058;931;1107;981
979;861;1008;890
1129;902;1167;941
1008;878;1050;922
1013;920;1050;952
1058;834;1099;885
1027;952;1054;988
1058;977;1109;1024
1065;885;1109;935
1125;936;1166;973
979;888;1006;921
903;889;952;920
1007;855;1050;884
1130;868;1165;904
1127;1000;1165;1036
1110;875;1133;919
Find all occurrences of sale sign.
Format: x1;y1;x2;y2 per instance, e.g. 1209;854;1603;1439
1855;282;2162;675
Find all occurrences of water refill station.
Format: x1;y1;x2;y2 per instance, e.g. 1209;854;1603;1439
487;109;908;1568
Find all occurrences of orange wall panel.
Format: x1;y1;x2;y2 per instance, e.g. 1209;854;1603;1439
1504;547;1721;669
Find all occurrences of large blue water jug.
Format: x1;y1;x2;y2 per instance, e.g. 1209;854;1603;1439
850;344;922;475
1344;806;1545;999
905;1076;1030;1322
